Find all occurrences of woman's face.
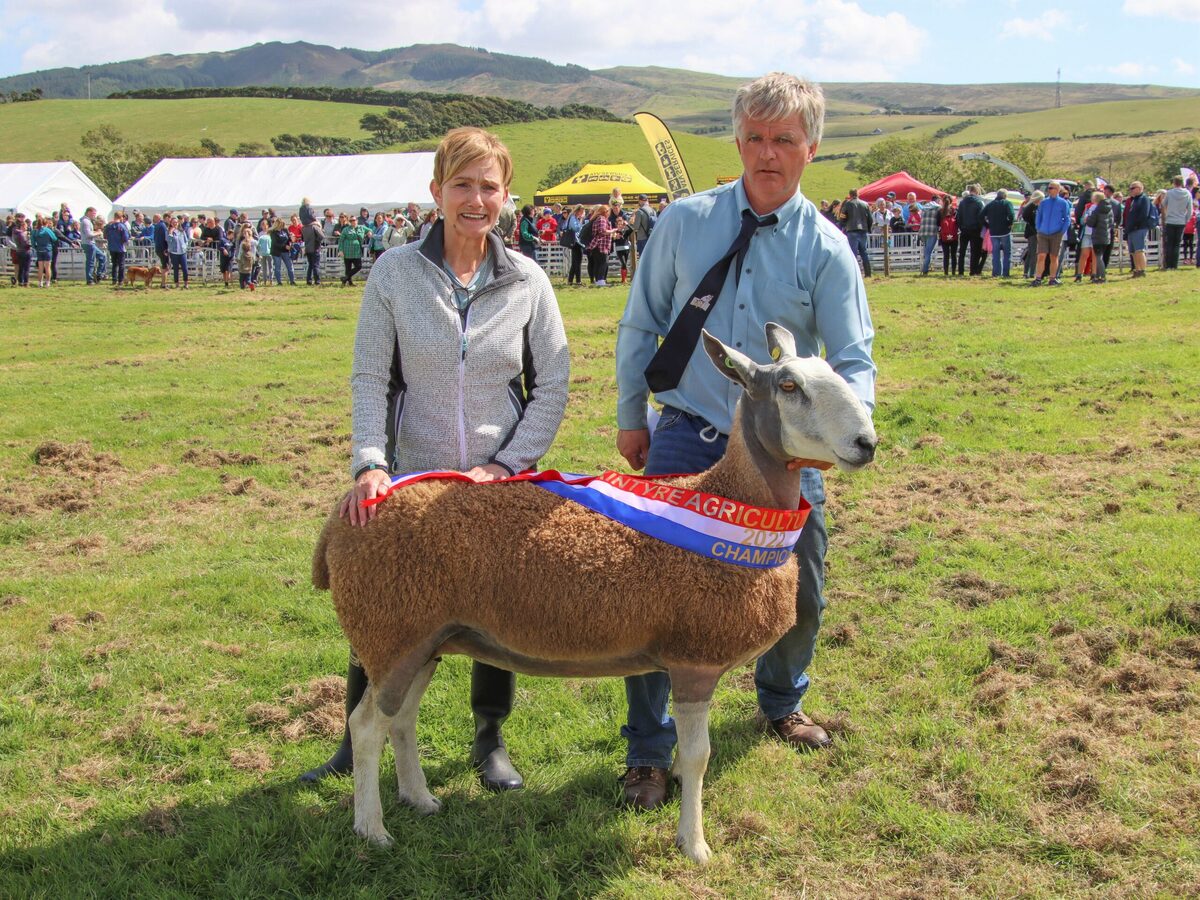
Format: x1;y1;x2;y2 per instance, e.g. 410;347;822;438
375;213;384;225
430;157;508;243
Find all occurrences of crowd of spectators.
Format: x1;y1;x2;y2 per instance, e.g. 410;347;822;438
818;174;1198;285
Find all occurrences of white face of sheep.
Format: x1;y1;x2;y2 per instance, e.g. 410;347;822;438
702;323;877;470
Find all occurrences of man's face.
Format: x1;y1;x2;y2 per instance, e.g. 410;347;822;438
907;193;916;204
735;114;817;209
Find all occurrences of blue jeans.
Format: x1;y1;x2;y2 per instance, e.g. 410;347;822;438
636;238;648;256
273;253;295;285
83;243;98;283
622;406;828;769
991;233;1012;276
170;252;188;285
921;234;937;274
845;230;871;276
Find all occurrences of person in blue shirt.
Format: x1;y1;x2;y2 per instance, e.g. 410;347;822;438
982;190;1016;277
165;215;190;288
103;212;132;286
31;215;58;288
152;213;170;282
1122;181;1152;278
614;72;876;812
1033;181;1073;285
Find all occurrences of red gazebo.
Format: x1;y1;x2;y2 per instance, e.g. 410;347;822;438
857;171;945;203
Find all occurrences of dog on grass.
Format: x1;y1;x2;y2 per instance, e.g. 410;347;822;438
123;266;164;288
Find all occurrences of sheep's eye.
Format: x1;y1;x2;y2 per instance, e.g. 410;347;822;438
780;380;797;393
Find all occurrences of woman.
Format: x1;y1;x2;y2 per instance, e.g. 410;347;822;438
938;195;959;276
338;215;367;286
563;204;584;286
31;215;58;288
299;127;569;792
1074;193;1098;282
586;202;612;287
419;209;438;240
517;204;538;259
166;216;190;288
370;212;388;260
270;219;296;285
609;203;632;282
10;217;32;287
1085;190;1113;283
826;199;842;228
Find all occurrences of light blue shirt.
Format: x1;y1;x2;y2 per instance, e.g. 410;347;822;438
616;178;875;434
166;229;189;255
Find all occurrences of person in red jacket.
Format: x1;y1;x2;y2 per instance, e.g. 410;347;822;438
536;207;558;243
937;195;959;276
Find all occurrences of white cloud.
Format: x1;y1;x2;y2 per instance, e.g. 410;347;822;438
1;0;927;86
1107;62;1158;78
1003;10;1069;40
1122;0;1200;19
1173;58;1196;75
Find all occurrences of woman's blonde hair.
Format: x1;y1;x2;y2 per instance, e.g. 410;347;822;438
433;127;513;188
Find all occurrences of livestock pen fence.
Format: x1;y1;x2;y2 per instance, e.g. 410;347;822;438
2;233;1166;284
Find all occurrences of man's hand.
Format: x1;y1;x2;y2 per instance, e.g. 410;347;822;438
464;463;509;483
617;428;651;471
338;468;392;526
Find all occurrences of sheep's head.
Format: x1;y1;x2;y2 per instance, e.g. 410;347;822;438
702;323;877;471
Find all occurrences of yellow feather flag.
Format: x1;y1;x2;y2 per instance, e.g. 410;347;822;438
634;112;694;200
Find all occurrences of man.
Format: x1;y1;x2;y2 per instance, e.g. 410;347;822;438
224;209;239;233
1033;181;1072;285
983;190;1016;277
151;213;169;286
841;188;873;277
614;72;875;810
914;195;941;275
1073;181;1094;231
1162;175;1194;270
956;185;986;276
103;211;131;287
901;191;919;228
79;207;99;285
1123;182;1152;278
633;194;656;257
357;207;370;227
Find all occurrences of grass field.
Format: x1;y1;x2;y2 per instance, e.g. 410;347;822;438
1;267;1198;897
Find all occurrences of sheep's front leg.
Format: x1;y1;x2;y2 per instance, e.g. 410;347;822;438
390;659;441;814
672;699;713;864
350;684;394;846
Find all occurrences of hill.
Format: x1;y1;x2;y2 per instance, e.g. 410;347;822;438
0;97;859;204
3;41;1198;129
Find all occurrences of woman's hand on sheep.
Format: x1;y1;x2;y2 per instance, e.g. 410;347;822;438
463;463;509;483
340;468;393;526
617;429;651;471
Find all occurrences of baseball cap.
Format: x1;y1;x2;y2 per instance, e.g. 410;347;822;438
638;194;648;200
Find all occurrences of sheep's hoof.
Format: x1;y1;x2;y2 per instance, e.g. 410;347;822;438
677;837;712;865
355;823;395;847
400;792;442;816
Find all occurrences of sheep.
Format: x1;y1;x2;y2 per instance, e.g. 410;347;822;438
312;322;877;864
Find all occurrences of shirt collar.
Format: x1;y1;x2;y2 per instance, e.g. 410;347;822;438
734;177;804;226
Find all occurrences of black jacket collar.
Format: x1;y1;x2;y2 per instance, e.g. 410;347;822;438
418;218;522;285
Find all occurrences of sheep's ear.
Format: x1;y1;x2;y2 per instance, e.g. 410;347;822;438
702;329;757;390
764;322;797;362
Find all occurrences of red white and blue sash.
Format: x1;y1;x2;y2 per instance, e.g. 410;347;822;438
364;470;809;570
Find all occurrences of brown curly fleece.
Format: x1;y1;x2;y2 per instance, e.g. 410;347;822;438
313;412;803;702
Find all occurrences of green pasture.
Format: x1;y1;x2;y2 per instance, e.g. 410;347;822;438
1;269;1199;897
952;95;1200;145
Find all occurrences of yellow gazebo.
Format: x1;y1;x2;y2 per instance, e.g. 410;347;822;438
533;163;668;207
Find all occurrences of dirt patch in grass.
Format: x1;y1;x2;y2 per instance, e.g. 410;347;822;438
67;535;107;555
943;572;1016;608
140;799;180;835
1042;755;1101;804
973;665;1032;711
988;640;1038;671
2;595;28;609
49;613;77;632
84;639;131;661
88;674;111;691
1163;601;1200;634
182;720;217;738
61;756;118;785
180;448;261;467
201;640;244;657
245;703;290;727
1101;656;1165;694
221;474;256;496
229;749;273;773
823;622;859;647
271;675;349;742
34;440;123;476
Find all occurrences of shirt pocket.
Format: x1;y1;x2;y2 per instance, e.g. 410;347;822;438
764;276;815;336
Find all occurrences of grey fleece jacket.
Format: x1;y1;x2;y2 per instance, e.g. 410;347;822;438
350;221;569;479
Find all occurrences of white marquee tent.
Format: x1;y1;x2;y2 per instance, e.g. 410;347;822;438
0;161;112;219
113;153;437;216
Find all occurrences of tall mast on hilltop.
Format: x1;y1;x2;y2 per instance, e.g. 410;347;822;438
1055;68;1061;108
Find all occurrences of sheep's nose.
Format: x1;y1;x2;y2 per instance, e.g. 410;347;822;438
854;435;877;462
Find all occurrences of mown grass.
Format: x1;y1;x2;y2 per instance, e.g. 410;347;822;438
1;269;1198;897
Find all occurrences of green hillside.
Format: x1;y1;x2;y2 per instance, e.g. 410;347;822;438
951;95;1200;143
0;98;373;162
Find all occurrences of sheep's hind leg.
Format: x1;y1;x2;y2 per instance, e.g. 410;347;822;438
390;658;441;814
350;685;393;846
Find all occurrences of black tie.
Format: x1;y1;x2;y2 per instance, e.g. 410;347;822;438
644;209;777;393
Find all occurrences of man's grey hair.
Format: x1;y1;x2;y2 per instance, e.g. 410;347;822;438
731;72;825;145
968;183;982;195
996;189;1007;200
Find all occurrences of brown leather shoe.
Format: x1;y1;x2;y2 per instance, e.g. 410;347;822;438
620;766;670;810
761;711;832;752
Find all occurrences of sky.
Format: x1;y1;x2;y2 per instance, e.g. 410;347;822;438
0;0;1196;87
